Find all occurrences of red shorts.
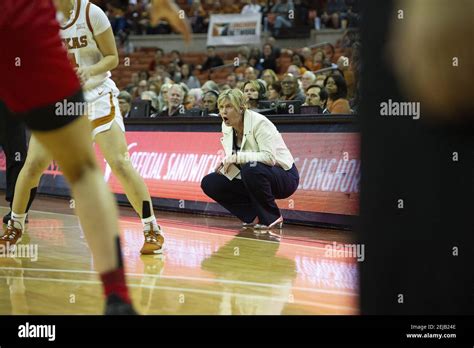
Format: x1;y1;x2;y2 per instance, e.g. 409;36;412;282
0;0;81;121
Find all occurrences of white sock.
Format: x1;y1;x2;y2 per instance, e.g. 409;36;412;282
142;215;160;233
11;212;27;230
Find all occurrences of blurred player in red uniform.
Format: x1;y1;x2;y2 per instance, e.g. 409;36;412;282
0;0;190;314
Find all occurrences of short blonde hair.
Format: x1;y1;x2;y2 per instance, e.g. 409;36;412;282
243;80;263;94
261;69;278;83
217;88;247;112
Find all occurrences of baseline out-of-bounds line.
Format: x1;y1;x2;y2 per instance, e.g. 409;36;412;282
0;266;358;296
0;275;356;312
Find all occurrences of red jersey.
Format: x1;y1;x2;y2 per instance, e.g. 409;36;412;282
0;0;81;113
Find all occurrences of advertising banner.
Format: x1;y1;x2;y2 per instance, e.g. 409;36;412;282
207;13;262;46
0;131;359;220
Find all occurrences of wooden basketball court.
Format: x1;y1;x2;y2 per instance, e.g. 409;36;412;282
0;194;358;315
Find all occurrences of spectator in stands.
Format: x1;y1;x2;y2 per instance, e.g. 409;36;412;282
141;91;159;114
345;0;360;28
199;46;224;72
303;85;328;114
226;73;238;89
301;47;313;70
179;82;190;103
301;71;316;91
267;81;283;100
261;69;278;87
200;88;299;230
259;43;278;72
321;0;347;29
312;49;326;71
202;90;220;115
158;84;185;116
248;50;264;72
158;82;172;112
315;74;327;87
324;43;336;63
236;81;246;91
166;61;181;81
219;84;232;92
291;53;309;75
148;48;165;72
170;49;184;67
181;64;201;89
202;80;220;94
108;2;129;45
269;0;295;36
286;65;301;79
281;73;305;102
244;67;259;81
125;72;140;93
187;88;204;109
118;91;132;118
148;77;163;96
234;46;251;79
188;0;207;33
324;74;351;114
133;79;149;100
241;0;262;14
336;55;355;98
153;64;170;80
265;36;292;58
243;80;266;109
138;70;150;82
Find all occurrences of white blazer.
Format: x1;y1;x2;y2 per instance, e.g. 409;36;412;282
220;109;295;174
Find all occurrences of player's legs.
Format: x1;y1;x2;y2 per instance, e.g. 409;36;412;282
33;116;119;272
0;0;135;314
10;135;51;228
94;122;164;254
95;122;152;218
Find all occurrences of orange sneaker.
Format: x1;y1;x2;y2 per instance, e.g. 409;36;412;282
140;225;164;255
0;220;23;248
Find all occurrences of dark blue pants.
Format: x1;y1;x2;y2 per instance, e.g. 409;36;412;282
201;163;299;226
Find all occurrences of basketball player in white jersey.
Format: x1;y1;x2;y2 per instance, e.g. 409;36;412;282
2;0;189;255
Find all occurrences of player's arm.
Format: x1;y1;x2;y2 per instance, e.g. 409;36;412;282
91;27;119;75
76;27;118;84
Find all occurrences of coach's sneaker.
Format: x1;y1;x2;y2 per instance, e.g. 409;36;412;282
140;224;165;255
253;216;284;231
0;220;23;248
104;294;138;315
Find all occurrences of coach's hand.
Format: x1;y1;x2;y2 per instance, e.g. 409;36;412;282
214;162;224;175
150;0;191;43
222;154;237;174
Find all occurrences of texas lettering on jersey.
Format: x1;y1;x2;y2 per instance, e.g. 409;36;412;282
62;36;88;50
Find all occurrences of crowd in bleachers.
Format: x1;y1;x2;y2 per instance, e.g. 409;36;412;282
92;0;360;37
115;28;360;118
91;0;360;117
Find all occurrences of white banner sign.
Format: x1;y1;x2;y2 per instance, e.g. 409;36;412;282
207;13;262;46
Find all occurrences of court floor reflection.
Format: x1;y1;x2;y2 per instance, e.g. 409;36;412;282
0;204;358;315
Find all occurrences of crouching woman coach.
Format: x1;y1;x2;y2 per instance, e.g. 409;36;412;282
200;89;299;229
